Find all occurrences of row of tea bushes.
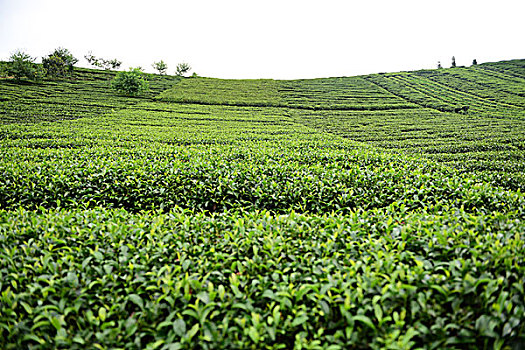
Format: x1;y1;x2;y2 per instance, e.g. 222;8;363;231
1;207;523;349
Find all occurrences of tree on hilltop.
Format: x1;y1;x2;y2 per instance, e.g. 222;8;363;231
152;60;168;75
85;51;122;70
5;50;46;81
451;56;456;68
472;59;478;66
42;47;78;78
437;61;442;69
175;62;191;77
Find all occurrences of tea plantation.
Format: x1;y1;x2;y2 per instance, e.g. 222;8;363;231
1;61;524;349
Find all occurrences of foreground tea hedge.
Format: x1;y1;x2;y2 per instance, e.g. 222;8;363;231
1;208;524;349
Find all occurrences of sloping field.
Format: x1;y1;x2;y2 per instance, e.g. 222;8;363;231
1;61;524;349
159;60;525;192
158;76;419;110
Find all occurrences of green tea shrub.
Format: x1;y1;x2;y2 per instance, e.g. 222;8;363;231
111;67;149;96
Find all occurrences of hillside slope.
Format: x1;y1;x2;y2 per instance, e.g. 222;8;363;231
158;60;525;191
0;61;524;349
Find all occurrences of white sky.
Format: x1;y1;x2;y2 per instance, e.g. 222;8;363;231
1;0;524;79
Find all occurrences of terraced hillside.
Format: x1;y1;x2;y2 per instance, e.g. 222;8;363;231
1;61;524;349
159;59;525;192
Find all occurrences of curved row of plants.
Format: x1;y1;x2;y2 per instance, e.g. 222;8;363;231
1;142;523;217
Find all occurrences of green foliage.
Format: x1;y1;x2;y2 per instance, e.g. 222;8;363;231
105;59;122;70
1;59;525;349
85;51;122;70
42;55;67;77
42;47;78;78
472;59;478;65
84;51;97;65
5;51;46;81
0;62;7;77
52;47;78;69
0;67;176;122
175;62;192;77
111;67;149;96
152;60;168;75
157;77;417;110
2;130;523;214
0;207;523;349
158;78;284;107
